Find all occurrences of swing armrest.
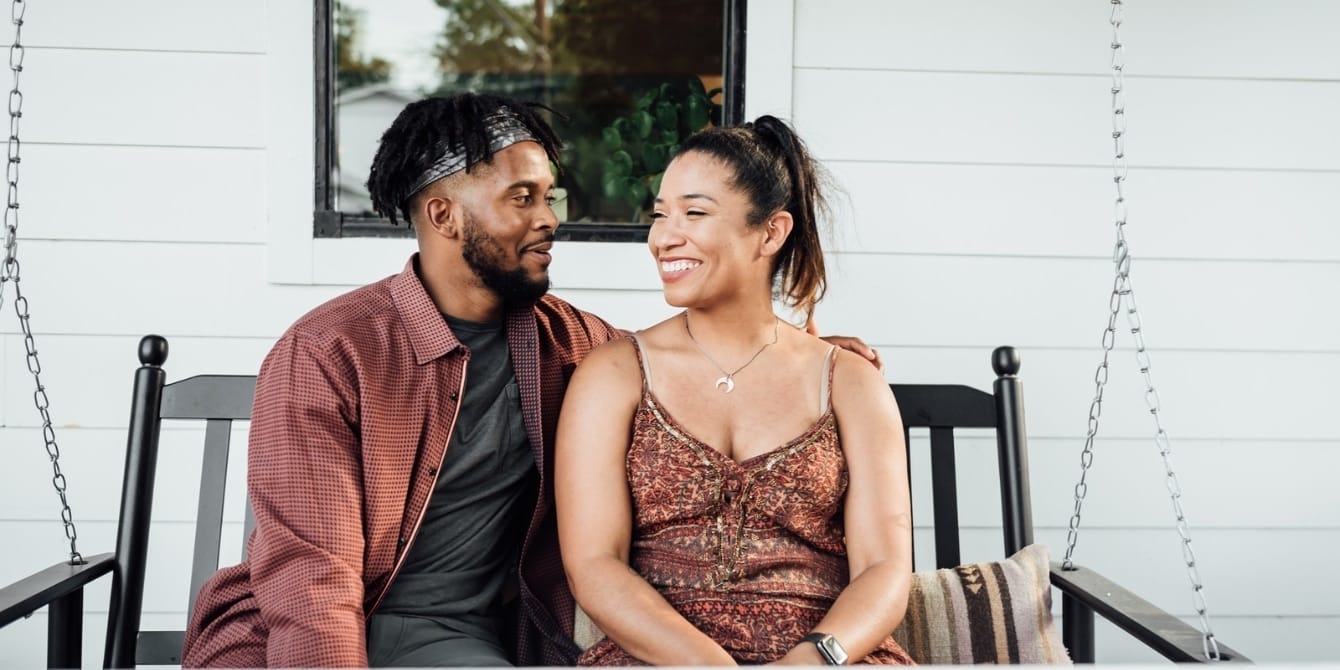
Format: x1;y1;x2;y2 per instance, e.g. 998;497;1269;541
1050;562;1251;663
0;552;115;628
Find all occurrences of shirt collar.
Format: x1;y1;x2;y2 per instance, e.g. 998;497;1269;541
391;254;463;365
390;253;540;366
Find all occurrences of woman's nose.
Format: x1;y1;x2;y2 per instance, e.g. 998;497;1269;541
649;215;685;246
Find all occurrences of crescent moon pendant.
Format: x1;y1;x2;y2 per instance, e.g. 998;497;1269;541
715;375;735;393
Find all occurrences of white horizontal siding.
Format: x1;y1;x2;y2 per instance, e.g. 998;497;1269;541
818;254;1340;352
3;427;253;524
904;435;1340;530
22;145;266;243
794;0;1340;80
827;162;1340;261
794;70;1340;170
22;49;264;147
0;334;278;427
0;242;346;340
22;0;266;53
886;346;1340;441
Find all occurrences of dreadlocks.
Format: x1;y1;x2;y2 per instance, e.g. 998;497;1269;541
366;93;564;226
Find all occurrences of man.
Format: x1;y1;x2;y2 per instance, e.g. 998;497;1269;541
182;93;877;667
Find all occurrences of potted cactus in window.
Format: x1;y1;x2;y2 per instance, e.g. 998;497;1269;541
600;77;723;221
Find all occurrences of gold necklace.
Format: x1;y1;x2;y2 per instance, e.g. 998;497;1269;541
683;312;780;393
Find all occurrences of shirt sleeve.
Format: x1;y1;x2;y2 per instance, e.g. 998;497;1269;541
245;333;370;667
585;309;629;344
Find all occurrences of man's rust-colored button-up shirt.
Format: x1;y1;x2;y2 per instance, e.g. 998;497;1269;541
182;256;621;667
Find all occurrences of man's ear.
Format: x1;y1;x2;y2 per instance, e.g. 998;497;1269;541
760;210;794;257
420;193;461;239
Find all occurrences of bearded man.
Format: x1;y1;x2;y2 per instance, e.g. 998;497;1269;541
182;93;878;668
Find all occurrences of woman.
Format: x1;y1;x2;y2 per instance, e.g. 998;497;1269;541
555;116;913;666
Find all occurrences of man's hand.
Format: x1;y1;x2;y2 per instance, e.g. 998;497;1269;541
808;317;883;371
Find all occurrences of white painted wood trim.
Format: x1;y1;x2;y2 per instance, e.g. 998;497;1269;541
743;0;796;121
265;0;315;284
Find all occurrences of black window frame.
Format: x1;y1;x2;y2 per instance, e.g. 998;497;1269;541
313;0;747;242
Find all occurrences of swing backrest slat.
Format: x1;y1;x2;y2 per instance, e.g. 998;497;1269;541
107;360;257;668
891;354;1034;572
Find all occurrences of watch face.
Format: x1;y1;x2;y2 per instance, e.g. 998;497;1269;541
817;635;849;665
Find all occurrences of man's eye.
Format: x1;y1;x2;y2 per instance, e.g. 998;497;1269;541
687;210;707;217
649;211;666;220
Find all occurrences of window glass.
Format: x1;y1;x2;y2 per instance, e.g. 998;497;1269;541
334;0;724;225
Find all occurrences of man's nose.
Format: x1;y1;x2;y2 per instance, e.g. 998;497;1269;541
537;204;558;230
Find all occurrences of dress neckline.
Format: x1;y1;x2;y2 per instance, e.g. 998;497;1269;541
639;386;836;469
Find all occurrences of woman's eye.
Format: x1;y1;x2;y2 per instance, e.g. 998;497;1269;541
649;211;666;220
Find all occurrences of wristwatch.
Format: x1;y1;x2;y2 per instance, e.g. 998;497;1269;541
802;632;849;665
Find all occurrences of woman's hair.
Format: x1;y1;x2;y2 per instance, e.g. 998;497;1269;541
674;115;831;321
366;93;564;226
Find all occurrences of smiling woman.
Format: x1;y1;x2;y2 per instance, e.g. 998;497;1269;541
555;116;916;666
318;0;740;240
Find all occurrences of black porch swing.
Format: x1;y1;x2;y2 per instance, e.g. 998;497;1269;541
1;1;1251;666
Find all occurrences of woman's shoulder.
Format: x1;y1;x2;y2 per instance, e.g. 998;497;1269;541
579;333;639;373
565;337;644;411
827;342;892;396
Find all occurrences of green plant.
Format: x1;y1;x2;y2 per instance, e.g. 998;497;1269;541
600;78;723;219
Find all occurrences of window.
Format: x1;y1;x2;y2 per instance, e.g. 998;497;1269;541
314;0;746;241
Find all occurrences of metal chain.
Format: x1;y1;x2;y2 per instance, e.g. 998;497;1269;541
0;0;83;566
1062;1;1220;659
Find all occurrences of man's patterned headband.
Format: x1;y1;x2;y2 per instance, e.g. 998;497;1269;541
405;108;539;199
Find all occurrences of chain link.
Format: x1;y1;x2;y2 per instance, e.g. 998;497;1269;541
0;0;83;565
1062;1;1218;660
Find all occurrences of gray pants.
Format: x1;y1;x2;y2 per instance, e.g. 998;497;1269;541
367;613;512;667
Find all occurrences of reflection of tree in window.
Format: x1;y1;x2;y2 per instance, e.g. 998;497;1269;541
331;1;724;225
430;0;723;224
336;3;393;91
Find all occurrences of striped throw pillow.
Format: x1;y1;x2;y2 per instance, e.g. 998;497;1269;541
893;543;1070;664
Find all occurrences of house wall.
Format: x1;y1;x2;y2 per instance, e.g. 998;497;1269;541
764;0;1340;663
0;0;1335;665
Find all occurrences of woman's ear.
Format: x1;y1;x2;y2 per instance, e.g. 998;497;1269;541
760;210;794;257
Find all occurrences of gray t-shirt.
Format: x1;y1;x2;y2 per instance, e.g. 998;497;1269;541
368;315;537;665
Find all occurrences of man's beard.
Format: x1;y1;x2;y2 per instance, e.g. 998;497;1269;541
461;214;551;306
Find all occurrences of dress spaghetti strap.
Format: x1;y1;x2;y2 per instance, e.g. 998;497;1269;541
629;334;654;393
819;345;838;415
